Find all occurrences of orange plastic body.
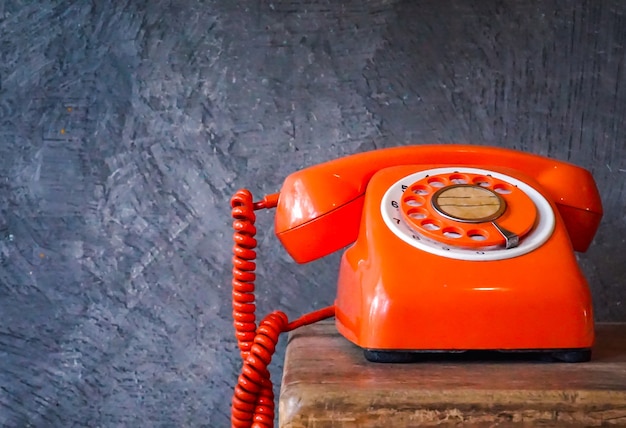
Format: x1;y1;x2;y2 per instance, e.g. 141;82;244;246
336;165;594;351
273;145;603;352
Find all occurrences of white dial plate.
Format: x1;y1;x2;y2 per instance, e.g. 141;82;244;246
380;167;555;261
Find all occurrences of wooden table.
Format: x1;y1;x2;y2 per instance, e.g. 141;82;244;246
279;321;626;427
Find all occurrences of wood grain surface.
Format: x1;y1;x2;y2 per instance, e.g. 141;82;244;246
280;321;626;427
433;185;503;221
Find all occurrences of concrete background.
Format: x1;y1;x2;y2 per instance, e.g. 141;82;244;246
1;0;624;426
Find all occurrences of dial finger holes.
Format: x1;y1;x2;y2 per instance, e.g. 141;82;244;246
404;196;425;207
494;183;512;194
408;208;428;219
467;229;488;242
421;219;442;231
442;227;463;239
411;185;431;196
427;177;447;188
449;173;469;184
472;176;492;187
388;168;542;254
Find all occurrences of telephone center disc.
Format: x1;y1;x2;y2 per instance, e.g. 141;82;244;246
432;185;506;222
381;167;555;261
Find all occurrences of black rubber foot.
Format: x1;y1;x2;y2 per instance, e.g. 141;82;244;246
363;348;593;363
363;350;421;363
548;349;592;363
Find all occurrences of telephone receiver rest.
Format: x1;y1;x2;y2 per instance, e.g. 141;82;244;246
274;145;603;263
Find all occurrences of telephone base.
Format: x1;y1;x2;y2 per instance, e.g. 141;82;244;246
363;348;592;364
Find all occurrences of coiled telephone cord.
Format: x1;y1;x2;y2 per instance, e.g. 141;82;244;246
230;189;335;428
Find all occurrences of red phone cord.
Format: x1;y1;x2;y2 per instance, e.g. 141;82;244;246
230;189;335;428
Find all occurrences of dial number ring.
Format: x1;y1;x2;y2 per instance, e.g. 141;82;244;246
381;167;555;261
400;172;537;248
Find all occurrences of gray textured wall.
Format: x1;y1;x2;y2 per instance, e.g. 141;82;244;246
1;1;625;426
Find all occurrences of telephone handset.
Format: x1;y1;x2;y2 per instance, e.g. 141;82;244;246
230;144;603;428
274;144;601;262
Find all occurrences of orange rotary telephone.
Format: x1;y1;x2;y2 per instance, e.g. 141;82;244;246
229;144;603;428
